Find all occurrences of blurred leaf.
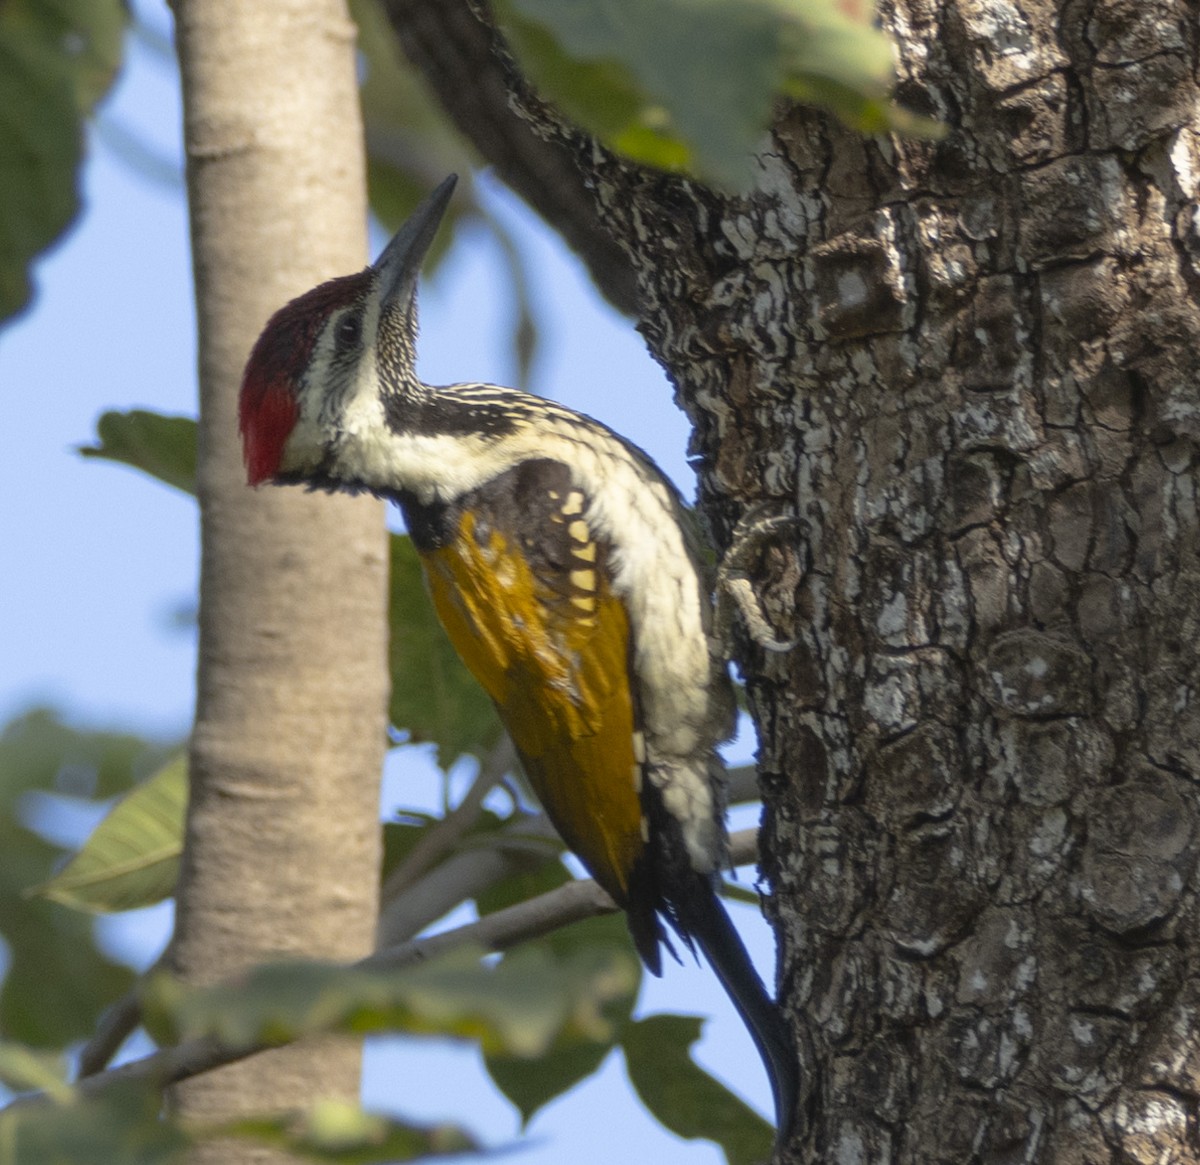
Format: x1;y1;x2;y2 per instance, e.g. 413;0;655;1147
390;535;504;767
622;1014;773;1165
352;0;474;248
497;11;694;175
485;913;639;1123
0;707;172;803
145;943;633;1061
78;410;198;496
222;1099;477;1163
485;1032;609;1128
0;0;127;324
7;1090;475;1165
0;1041;73;1103
30;755;186;913
354;0;544;380
496;0;905;189
0;708;173;1045
0;1081;190;1165
476;815;639;1122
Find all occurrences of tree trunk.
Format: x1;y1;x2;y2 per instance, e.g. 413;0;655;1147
171;2;389;1159
475;0;1200;1159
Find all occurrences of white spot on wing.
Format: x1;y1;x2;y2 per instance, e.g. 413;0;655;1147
569;568;596;592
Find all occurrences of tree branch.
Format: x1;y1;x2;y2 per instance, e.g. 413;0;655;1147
377;816;561;948
377;763;764;946
27;828;762;1108
68;770;765;1081
381;735;515;903
77;990;143;1079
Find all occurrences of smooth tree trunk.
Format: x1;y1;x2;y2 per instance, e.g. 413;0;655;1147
171;2;389;1158
435;0;1200;1160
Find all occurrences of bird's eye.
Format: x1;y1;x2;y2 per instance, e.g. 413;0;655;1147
335;312;362;350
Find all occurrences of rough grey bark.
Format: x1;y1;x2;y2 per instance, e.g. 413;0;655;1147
171;2;389;1159
425;1;1200;1161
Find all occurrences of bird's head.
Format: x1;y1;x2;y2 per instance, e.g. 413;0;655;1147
238;174;457;490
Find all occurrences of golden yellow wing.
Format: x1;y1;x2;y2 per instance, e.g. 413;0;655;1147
415;466;646;916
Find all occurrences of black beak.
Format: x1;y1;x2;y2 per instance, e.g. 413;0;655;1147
374;174;458;314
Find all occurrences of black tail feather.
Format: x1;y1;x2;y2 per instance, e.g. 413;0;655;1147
670;875;798;1146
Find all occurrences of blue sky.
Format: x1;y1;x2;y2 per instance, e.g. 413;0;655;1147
0;8;779;1161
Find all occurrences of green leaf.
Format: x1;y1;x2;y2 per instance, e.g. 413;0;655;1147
351;0;474;244
144;944;635;1061
0;707;171;803
0;1082;191;1165
78;410;198;496
0;709;173;1046
486;1031;611;1128
484;914;639;1123
30;755;186;913
496;0;902;189
2;1090;473;1165
222;1100;477;1163
354;0;546;376
476;821;640;1122
389;534;504;767
0;1041;73;1103
622;1013;773;1165
498;13;691;174
0;0;127;324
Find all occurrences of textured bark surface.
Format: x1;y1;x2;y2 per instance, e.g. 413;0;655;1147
459;0;1200;1160
171;3;388;1159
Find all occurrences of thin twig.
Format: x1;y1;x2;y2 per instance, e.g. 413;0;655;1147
377;762;763;946
77;989;144;1079
376;814;560;948
78;949;172;1078
381;735;515;903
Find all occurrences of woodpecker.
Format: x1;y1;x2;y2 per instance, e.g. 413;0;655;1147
238;175;796;1140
